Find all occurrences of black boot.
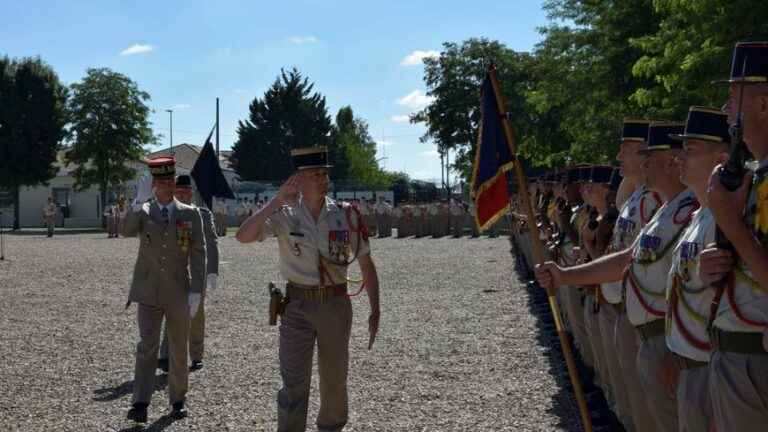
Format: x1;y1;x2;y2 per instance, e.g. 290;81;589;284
171;400;187;419
127;403;148;423
157;358;169;374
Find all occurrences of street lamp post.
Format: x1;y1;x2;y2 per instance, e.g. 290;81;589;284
165;109;174;155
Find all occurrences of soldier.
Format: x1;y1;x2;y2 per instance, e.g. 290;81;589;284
537;122;691;432
236;146;381;432
122;157;206;423
665;107;731;432
104;202;117;238
158;175;219;372
700;41;768;431
393;204;404;238
450;199;464;237
42;197;57;237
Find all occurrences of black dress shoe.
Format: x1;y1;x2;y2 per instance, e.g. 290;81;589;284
127;403;148;423
157;358;169;374
171;401;187;419
189;360;203;371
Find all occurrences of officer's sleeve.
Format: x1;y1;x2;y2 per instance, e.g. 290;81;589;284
260;207;289;241
189;209;206;293
352;208;371;257
121;204;144;237
202;209;219;275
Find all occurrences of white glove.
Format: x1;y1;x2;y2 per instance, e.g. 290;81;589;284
188;293;201;317
132;174;154;207
206;274;218;291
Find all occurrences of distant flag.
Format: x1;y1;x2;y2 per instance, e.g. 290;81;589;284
470;71;516;231
191;124;235;209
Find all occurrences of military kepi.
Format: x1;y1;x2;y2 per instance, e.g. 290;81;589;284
670;107;731;144
717;41;768;84
639;122;685;153
175;174;193;187
147;156;176;179
291;147;333;170
622;119;652;142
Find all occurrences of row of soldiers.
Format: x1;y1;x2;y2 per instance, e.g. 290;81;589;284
512;41;768;432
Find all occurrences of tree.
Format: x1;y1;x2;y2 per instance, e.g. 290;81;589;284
231;68;333;181
630;0;768;116
335;107;390;191
412;38;535;180
387;171;411;204
66;68;155;214
0;56;68;229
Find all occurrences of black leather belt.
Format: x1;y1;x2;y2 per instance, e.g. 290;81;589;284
710;328;768;355
672;352;707;370
287;282;348;302
635;319;665;342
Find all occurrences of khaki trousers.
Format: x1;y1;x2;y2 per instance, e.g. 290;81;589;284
636;333;678;432
709;350;768;432
584;295;608;392
133;302;189;406
278;295;352;432
160;293;205;362
599;304;633;431
678;365;711;432
615;312;656;432
564;288;593;368
46;220;54;236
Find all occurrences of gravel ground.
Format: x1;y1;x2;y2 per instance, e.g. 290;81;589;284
0;232;580;431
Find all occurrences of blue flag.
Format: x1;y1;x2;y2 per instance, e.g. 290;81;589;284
470;71;516;231
191;125;235;209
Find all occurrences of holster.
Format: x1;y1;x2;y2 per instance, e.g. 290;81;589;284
268;282;288;326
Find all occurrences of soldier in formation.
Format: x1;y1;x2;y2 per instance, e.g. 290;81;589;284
518;42;768;432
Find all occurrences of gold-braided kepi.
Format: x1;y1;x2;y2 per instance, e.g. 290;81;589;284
290;147;333;170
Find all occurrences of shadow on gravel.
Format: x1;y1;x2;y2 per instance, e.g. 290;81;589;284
509;236;620;432
92;374;168;402
117;413;180;432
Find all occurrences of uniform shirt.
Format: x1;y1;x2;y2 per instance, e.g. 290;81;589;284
393;207;403;218
601;186;661;303
260;196;371;286
626;188;697;326
666;208;715;362
714;160;768;332
450;203;463;216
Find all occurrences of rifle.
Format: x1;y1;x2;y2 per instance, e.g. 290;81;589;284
708;82;748;331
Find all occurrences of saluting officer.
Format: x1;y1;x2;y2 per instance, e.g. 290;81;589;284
236;147;381;432
700;41;768;431
122;157;206;423
159;174;219;372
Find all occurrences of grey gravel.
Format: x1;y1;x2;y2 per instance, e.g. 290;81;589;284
0;233;580;431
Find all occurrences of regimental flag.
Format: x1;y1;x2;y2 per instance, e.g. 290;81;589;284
470;71;516;232
191;124;235;209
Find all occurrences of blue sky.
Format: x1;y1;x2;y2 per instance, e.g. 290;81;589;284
2;0;550;181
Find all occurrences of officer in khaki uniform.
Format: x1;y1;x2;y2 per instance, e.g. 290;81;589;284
42;197;57;237
122;157;206;423
665;107;731;432
700;42;768;432
159;174;219;372
236;146;381;432
537;123;693;432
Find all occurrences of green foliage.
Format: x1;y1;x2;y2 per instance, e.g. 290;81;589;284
231;68;333;181
630;0;768;115
0;56;68;228
413;38;535;179
417;0;766;179
66;68;156;206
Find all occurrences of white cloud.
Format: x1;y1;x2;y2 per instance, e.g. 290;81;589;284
376;139;394;147
288;36;319;45
400;50;439;66
420;149;440;158
390;114;411;123
172;104;191;110
120;43;155;56
397;90;435;110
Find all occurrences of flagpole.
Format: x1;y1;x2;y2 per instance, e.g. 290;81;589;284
216;98;220;157
488;67;593;432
